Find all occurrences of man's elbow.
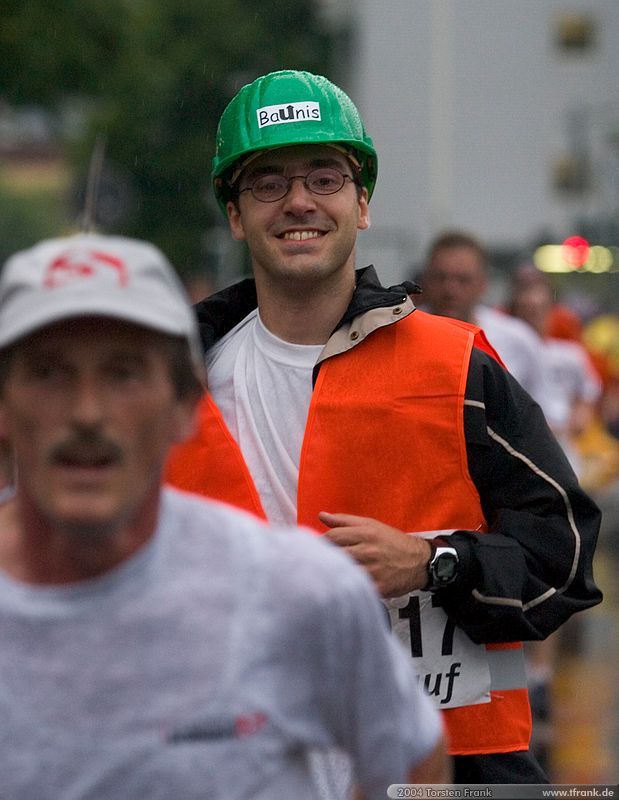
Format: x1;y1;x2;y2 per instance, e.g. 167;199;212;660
408;738;452;784
353;736;452;799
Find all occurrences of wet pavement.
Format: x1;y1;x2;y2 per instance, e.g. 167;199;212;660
545;486;619;784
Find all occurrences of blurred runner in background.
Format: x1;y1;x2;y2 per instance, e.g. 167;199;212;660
419;230;546;404
0;232;447;799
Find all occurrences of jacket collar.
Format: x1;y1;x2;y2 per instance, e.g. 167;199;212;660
193;265;421;352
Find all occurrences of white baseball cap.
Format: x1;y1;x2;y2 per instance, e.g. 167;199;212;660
0;233;204;374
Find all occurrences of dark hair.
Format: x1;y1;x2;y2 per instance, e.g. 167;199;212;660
427;230;487;267
160;336;204;399
0;349;13;391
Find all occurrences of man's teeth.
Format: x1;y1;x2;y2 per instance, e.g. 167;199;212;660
283;230;321;241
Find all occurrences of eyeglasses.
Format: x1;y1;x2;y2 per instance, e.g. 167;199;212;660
238;167;358;203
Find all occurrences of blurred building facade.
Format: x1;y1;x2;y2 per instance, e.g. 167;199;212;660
327;3;619;782
327;0;619;293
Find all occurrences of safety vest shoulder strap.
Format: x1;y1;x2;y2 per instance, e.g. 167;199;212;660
165;391;266;520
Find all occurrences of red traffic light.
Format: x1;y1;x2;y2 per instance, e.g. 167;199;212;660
562;235;590;268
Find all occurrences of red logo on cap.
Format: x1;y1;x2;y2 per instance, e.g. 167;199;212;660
44;249;128;288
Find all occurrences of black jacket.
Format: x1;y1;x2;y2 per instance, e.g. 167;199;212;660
193;265;602;644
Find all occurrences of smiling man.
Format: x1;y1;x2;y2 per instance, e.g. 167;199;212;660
226;143;369;345
166;69;602;788
0;232;447;799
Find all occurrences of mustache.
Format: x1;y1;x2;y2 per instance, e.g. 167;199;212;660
49;430;123;467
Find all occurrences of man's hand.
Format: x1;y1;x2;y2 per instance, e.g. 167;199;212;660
319;512;433;598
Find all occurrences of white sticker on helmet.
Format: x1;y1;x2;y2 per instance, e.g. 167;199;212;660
256;102;321;128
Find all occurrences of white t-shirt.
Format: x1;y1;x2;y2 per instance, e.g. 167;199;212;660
0;489;441;799
474;305;546;402
535;336;601;433
207;310;322;525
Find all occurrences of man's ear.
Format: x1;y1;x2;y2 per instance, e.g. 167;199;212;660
169;391;202;446
226;200;247;242
357;187;371;231
0;405;8;441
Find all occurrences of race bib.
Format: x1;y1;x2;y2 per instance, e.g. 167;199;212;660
384;590;491;709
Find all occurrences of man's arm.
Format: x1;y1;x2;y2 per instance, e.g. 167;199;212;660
313;547;446;796
353;740;451;800
408;737;451;783
437;347;602;643
323;348;602;643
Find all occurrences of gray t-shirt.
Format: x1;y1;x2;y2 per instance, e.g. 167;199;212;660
0;488;441;799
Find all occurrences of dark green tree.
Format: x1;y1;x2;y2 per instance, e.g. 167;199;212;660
1;0;335;276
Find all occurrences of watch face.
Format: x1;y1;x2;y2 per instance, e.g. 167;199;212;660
430;548;459;586
435;554;458;580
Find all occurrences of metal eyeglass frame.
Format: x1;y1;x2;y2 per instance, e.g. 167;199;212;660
237;167;358;203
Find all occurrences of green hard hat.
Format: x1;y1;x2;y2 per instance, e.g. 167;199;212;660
212;69;378;213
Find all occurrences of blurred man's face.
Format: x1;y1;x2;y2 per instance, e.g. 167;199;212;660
510;284;553;337
422;246;487;323
0;318;196;538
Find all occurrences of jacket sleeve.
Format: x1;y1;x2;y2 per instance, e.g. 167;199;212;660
437;347;603;644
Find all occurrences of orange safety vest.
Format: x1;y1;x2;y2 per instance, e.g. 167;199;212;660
165;309;531;755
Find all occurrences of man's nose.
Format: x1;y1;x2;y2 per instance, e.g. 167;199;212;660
70;377;106;425
282;177;317;212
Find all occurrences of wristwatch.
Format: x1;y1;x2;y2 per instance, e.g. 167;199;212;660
426;540;459;591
